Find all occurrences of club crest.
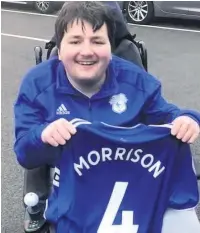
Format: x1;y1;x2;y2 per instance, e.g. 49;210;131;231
109;93;128;114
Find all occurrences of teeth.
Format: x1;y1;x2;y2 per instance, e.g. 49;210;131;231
77;61;96;65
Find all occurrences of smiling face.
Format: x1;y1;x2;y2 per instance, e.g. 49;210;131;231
58;19;112;87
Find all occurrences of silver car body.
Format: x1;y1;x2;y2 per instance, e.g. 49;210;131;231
154;1;200;20
118;1;200;21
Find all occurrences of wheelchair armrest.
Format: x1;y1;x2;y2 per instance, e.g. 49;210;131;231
136;41;148;71
34;46;43;65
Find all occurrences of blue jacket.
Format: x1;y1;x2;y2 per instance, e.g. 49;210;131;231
14;55;200;169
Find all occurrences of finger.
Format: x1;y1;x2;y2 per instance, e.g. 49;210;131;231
47;137;59;147
56;124;72;141
41;124;53;143
188;132;199;144
176;123;189;140
55;120;74;140
61;119;77;135
52;130;67;145
171;120;182;136
181;129;194;143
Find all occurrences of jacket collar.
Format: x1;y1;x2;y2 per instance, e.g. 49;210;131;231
56;59;119;99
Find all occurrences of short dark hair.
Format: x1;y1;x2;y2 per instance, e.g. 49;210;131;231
55;1;116;49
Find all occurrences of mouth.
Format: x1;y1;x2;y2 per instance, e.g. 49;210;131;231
76;61;97;66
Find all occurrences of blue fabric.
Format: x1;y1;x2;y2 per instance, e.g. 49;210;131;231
44;120;199;233
14;55;200;168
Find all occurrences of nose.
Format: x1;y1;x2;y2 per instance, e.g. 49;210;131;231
79;42;94;56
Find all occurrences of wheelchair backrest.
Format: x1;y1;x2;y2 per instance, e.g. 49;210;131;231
113;39;144;69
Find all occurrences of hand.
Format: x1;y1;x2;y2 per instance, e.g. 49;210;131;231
171;116;200;143
41;118;77;147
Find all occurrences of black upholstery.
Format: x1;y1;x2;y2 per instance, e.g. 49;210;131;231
114;39;144;69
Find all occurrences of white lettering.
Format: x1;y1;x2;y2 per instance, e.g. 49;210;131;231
115;148;126;160
73;147;165;179
141;154;154;168
126;149;134;161
102;148;112;161
148;161;165;178
74;156;90;176
88;151;101;166
131;149;142;163
53;167;60;187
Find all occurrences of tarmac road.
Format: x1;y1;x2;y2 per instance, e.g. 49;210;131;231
1;6;200;233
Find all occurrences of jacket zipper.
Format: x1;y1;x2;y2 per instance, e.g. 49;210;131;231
88;99;92;121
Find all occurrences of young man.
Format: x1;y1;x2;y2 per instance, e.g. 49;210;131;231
14;1;200;233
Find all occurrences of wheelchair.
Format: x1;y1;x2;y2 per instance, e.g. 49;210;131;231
23;35;148;233
23;36;200;233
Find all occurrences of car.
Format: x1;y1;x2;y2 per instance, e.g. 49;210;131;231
2;1;64;14
118;1;200;24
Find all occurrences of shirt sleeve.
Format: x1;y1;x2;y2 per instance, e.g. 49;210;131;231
168;143;199;210
14;73;61;169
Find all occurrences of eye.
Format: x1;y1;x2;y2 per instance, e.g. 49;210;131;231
94;41;105;45
69;41;81;44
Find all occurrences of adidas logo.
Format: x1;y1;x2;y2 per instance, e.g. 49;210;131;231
56;104;70;115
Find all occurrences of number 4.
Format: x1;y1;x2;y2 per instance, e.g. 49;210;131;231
97;182;139;233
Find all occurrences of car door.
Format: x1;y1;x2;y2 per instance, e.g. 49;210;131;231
156;1;189;15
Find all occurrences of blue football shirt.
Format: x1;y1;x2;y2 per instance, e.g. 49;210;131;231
45;119;199;233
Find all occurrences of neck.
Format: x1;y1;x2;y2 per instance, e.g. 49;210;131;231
67;74;106;98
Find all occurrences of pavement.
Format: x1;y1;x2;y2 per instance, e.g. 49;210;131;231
1;4;200;233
